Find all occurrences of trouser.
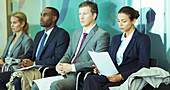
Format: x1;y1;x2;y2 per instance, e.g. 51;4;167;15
83;74;124;90
0;72;12;90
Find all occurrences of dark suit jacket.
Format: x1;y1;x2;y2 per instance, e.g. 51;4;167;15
108;29;150;80
23;26;70;65
0;31;33;61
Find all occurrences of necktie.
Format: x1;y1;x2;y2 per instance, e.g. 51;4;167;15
35;33;47;60
72;33;88;64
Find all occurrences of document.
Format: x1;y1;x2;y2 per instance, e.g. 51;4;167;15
88;51;118;76
33;76;64;90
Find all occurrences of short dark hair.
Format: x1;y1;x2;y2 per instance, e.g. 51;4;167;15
118;6;140;21
46;7;60;22
79;1;98;20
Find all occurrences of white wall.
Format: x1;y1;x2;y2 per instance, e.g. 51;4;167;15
0;0;7;56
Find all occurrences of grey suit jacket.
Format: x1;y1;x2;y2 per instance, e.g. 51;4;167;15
0;31;33;61
59;24;110;71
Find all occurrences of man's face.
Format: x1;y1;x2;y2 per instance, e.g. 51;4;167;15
79;6;96;28
40;8;54;27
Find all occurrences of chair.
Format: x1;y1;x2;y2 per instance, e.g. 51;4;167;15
1;57;21;72
149;58;157;67
75;58;157;90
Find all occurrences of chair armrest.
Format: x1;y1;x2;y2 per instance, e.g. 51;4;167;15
75;67;94;90
40;66;56;78
75;67;94;76
1;63;18;72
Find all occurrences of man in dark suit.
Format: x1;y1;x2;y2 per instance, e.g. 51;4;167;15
0;7;70;90
31;1;110;90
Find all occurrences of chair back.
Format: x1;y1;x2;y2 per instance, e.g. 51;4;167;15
150;58;157;67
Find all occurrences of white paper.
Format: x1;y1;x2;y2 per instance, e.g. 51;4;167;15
33;75;64;90
88;51;118;76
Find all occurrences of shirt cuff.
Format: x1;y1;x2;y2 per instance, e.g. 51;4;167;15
33;61;36;66
71;64;76;72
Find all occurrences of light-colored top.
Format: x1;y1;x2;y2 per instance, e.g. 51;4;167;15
116;29;135;65
7;42;14;57
71;23;96;71
109;67;170;90
35;27;53;57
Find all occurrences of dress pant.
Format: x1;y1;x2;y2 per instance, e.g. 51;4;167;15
0;72;12;90
83;74;124;90
14;77;22;90
32;73;76;90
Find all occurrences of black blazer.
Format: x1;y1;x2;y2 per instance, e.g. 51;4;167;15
108;29;150;80
23;26;70;65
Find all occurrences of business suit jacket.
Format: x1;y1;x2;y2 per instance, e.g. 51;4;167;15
23;26;70;65
0;31;33;61
109;29;151;80
59;24;110;71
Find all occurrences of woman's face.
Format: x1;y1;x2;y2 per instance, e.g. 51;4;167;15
117;13;135;33
10;16;24;33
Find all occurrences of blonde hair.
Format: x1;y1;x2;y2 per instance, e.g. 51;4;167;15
12;12;29;35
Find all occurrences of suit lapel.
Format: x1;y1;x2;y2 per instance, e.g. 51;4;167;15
111;35;122;65
10;32;25;56
73;30;82;55
41;26;57;54
32;31;44;59
79;25;98;54
123;29;138;61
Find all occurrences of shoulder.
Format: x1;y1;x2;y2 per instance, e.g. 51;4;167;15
23;33;32;40
135;30;150;41
55;27;69;34
22;34;33;44
53;27;69;37
71;28;82;36
94;27;110;38
111;34;122;41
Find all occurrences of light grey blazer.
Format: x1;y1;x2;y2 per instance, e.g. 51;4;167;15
0;31;33;62
59;24;110;71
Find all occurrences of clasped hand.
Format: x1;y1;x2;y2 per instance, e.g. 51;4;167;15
56;63;72;75
92;65;122;82
19;59;34;67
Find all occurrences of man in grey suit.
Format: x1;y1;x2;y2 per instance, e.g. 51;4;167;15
31;1;110;90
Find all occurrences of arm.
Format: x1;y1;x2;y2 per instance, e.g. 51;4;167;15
120;35;151;80
35;30;70;65
23;38;33;54
59;31;75;64
17;37;33;59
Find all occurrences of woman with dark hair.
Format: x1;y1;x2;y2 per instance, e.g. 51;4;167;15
83;6;151;90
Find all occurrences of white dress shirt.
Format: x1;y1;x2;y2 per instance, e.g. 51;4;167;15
71;23;96;72
35;27;54;58
116;29;135;66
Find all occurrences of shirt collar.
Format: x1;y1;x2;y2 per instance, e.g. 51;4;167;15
121;29;135;41
83;23;96;34
44;27;54;36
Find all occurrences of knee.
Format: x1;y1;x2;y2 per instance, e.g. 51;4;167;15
50;81;63;90
84;75;95;82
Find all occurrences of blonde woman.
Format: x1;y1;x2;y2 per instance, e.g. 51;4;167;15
0;12;33;68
